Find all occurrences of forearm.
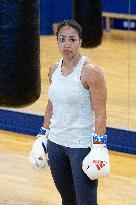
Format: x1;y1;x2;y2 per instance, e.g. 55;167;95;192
43;100;53;129
95;114;107;136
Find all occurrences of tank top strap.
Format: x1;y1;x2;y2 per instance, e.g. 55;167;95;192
57;59;63;72
51;59;62;80
75;56;87;78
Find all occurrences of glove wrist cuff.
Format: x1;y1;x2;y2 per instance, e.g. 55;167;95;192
92;133;107;144
36;127;49;138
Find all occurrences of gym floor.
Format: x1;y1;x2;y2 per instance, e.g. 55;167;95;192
0;130;135;205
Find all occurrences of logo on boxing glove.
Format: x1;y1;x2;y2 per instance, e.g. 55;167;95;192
93;160;107;170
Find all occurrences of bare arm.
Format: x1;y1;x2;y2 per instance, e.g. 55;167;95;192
84;64;107;136
43;99;53;129
43;63;58;129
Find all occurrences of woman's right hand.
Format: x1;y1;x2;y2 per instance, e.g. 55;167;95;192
29;128;49;169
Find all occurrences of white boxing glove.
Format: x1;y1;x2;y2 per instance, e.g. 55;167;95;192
29;127;49;169
82;134;110;180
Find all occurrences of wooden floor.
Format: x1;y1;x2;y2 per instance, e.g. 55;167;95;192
5;29;136;131
0;130;136;205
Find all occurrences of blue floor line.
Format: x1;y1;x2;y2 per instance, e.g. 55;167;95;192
0;109;136;154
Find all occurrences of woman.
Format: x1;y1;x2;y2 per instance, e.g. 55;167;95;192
30;20;108;205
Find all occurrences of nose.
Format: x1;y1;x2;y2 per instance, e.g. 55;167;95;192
64;39;71;48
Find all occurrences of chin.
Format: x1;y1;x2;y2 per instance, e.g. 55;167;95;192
63;53;73;58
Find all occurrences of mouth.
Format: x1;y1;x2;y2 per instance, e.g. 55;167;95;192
63;50;72;54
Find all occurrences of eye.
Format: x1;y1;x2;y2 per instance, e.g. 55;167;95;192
70;38;76;42
58;37;65;43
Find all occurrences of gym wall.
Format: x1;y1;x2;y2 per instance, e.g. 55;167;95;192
40;0;136;34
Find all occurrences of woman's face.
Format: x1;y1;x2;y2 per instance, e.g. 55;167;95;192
57;26;82;59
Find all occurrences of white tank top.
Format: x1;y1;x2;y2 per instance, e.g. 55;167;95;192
48;56;95;148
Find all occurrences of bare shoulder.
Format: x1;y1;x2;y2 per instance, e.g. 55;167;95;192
48;61;59;82
83;58;105;85
49;61;59;75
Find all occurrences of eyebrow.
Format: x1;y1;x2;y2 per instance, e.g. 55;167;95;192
59;35;78;38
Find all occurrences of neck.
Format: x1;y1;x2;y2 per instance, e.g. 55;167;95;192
62;54;81;69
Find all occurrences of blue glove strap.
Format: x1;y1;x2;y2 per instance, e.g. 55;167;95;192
39;127;47;135
42;142;47;152
93;134;107;144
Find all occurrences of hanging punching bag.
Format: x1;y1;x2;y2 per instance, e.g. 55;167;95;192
74;0;103;48
0;0;41;107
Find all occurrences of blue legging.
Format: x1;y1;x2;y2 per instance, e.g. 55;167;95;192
47;140;98;205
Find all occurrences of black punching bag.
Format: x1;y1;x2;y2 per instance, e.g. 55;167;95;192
0;0;41;107
74;0;103;48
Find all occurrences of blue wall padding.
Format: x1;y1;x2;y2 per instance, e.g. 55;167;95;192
40;0;136;34
51;0;73;23
102;0;136;14
130;0;136;14
107;127;136;154
40;0;73;35
0;109;136;154
0;109;43;136
40;0;53;34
